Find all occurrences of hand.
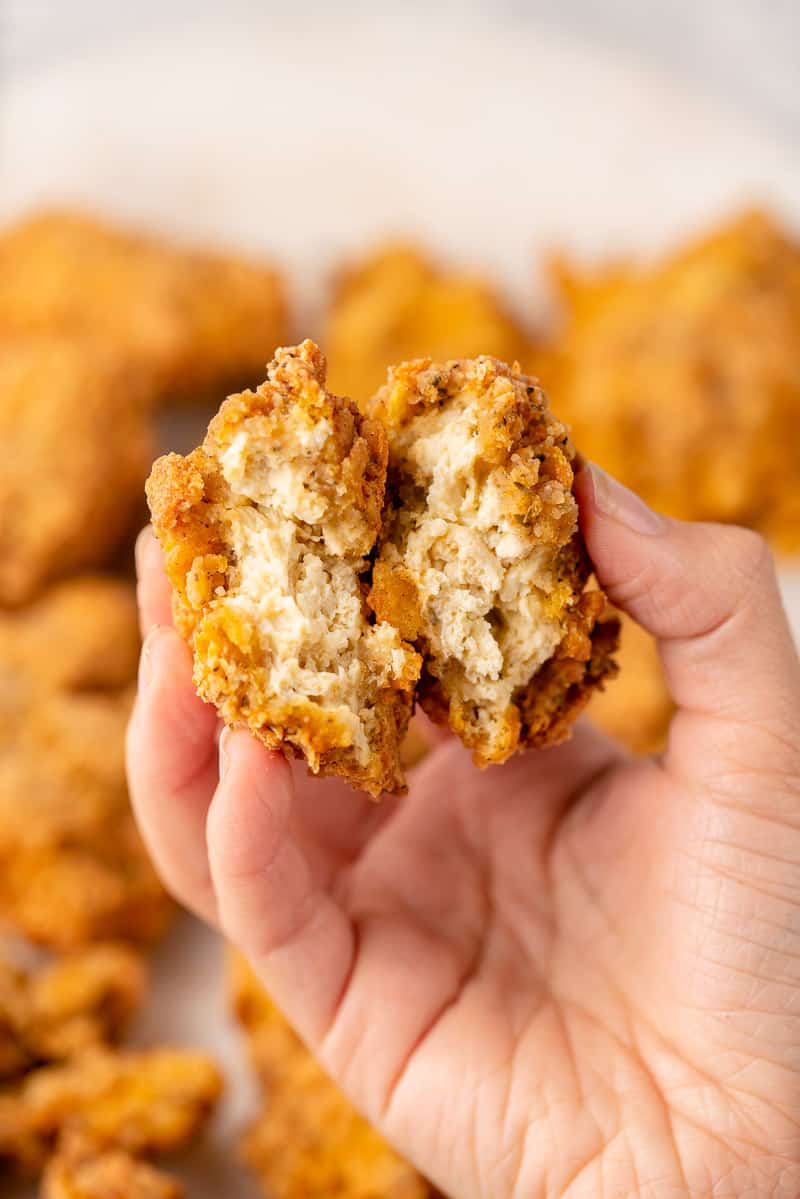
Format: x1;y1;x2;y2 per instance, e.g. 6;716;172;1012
127;464;800;1199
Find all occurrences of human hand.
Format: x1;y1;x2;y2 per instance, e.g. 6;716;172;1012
127;464;800;1199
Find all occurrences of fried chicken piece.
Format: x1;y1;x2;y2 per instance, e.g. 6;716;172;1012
540;209;800;550
588;615;673;755
41;1131;184;1199
326;243;534;406
230;954;431;1199
0;1047;222;1174
0;577;172;948
0;946;145;1081
147;340;421;796
0;209;288;404
0;332;153;605
369;356;618;765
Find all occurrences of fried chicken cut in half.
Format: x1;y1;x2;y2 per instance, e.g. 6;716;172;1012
147;340;421;796
0;209;288;404
539;209;800;550
369;356;618;765
230;953;431;1199
0;577;171;948
0;333;153;605
0;1047;222;1174
326;242;534;406
41;1131;184;1199
0;946;145;1082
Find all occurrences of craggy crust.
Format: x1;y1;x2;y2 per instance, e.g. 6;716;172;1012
588;614;673;755
230;953;431;1199
0;209;288;404
539;209;800;551
370;356;618;765
0;947;145;1083
147;341;421;797
0;577;172;948
326;242;534;406
41;1131;183;1199
0;1047;222;1174
0;333;153;605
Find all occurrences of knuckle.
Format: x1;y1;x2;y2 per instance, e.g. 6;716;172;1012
718;526;773;586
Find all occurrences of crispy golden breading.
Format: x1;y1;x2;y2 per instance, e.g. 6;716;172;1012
41;1131;184;1199
588;615;673;755
0;946;145;1081
147;341;421;797
370;356;618;765
0;333;153;605
0;209;288;404
326;243;534;406
0;577;171;947
540;210;800;549
0;1047;222;1174
230;954;431;1199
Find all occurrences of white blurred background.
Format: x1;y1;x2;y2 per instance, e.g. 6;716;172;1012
3;0;799;137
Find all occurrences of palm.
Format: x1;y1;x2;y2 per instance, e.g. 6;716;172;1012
295;722;800;1199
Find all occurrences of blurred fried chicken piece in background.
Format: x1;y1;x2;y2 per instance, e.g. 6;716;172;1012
0;333;153;605
326;243;534;406
0;209;288;404
587;615;673;755
539;210;800;549
370;355;618;764
0;945;145;1082
41;1130;184;1199
0;1046;222;1175
230;953;431;1199
0;577;171;948
148;340;420;797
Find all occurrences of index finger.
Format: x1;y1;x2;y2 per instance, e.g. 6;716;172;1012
135;525;173;637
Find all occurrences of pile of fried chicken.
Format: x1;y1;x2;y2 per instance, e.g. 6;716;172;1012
1;205;799;1196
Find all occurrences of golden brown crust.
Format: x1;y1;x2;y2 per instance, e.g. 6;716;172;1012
326;242;534;406
540;209;800;551
0;947;145;1083
41;1131;184;1199
587;614;673;754
0;332;153;605
230;953;431;1199
148;341;421;797
371;355;618;764
0;577;172;948
0;1047;222;1174
0;209;288;405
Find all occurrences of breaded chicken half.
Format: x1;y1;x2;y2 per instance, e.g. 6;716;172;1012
42;1131;184;1199
230;953;431;1199
326;242;534;406
0;333;153;606
0;210;288;404
0;577;171;948
540;209;800;550
147;341;421;797
370;356;618;765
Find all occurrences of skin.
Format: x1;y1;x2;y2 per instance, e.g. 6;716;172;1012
127;464;800;1199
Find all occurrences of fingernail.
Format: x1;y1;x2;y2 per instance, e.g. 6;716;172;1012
586;463;667;536
218;727;232;778
138;625;164;691
135;525;154;579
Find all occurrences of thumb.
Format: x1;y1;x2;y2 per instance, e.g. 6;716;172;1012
575;464;800;779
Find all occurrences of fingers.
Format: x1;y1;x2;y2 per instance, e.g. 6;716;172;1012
135;526;173;637
207;730;355;1044
576;464;800;778
126;625;220;924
